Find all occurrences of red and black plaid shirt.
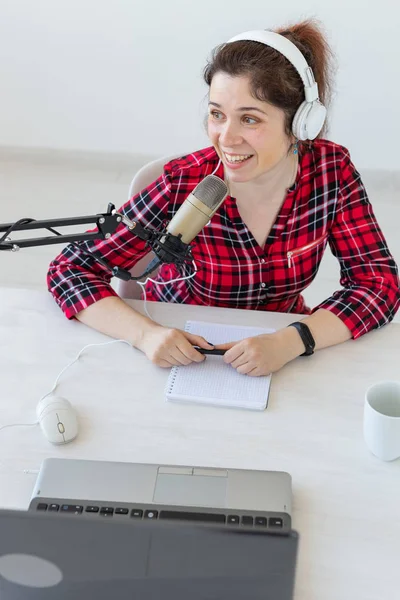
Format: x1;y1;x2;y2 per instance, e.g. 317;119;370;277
47;140;400;339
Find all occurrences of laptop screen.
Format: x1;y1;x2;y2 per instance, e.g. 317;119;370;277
0;510;298;599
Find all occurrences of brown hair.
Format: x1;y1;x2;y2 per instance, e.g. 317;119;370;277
203;19;335;149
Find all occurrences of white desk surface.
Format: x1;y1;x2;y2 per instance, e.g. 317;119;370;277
1;287;399;599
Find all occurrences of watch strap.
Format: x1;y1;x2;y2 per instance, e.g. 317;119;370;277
288;321;315;356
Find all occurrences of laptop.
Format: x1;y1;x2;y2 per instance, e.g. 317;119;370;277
0;508;299;599
29;458;293;532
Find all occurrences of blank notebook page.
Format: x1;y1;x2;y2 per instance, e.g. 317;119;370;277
165;321;275;411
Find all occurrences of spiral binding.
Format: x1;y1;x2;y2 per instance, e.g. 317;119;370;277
167;366;179;395
166;321;192;395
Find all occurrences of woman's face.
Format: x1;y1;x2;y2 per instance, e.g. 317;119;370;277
207;72;293;183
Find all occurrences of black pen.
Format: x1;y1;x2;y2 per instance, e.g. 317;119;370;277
194;347;226;356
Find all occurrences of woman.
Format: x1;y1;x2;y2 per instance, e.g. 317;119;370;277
47;20;400;376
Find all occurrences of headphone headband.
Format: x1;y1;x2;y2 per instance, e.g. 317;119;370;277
226;30;319;103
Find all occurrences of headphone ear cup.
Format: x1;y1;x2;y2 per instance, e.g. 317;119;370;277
292;101;327;141
292;102;310;141
306;101;327;140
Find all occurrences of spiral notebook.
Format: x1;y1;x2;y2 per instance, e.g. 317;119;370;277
165;320;275;411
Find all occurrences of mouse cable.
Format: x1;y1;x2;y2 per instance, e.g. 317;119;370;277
0;421;39;434
0;339;133;436
39;339;133;403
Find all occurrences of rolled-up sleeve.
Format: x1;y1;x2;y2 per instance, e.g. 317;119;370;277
47;168;172;319
313;154;400;338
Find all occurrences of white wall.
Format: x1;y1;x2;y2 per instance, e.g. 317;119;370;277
1;0;399;170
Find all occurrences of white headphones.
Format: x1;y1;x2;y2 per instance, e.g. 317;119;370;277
226;30;327;141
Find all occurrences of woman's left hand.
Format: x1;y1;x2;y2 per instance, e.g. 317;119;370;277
214;329;304;377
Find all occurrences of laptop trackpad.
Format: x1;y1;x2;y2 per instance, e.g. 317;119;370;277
153;475;227;508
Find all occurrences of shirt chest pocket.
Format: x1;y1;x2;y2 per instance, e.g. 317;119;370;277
286;234;329;269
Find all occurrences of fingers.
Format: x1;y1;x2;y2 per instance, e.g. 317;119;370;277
231;355;250;370
221;342;254;375
223;341;245;364
154;330;207;367
243;366;265;377
185;333;214;350
169;344;203;366
232;361;269;377
157;359;175;368
156;341;269;375
236;362;257;375
179;332;217;363
213;341;237;351
222;339;270;377
155;349;199;368
178;337;207;363
147;329;271;374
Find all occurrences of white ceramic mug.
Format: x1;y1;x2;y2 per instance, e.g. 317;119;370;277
364;381;400;461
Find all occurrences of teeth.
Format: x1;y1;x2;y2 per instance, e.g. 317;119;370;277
224;153;252;163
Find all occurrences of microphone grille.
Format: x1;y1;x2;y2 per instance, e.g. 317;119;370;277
192;175;228;209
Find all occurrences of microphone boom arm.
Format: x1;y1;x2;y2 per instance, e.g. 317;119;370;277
0;203;155;250
0;203;194;281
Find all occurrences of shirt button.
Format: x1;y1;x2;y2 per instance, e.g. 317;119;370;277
260;283;266;288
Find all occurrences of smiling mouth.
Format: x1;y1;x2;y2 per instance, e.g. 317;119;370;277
223;152;254;164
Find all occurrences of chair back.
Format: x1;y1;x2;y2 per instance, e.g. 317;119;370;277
114;153;184;299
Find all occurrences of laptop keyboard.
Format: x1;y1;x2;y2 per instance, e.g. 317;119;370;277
31;500;287;532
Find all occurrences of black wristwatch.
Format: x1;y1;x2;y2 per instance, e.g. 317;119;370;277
288;321;315;356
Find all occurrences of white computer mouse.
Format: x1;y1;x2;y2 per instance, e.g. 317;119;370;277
36;396;78;445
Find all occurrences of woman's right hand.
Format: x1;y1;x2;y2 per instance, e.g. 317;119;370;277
136;323;214;368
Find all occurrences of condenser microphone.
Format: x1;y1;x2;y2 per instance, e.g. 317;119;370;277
166;175;228;244
148;175;229;268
